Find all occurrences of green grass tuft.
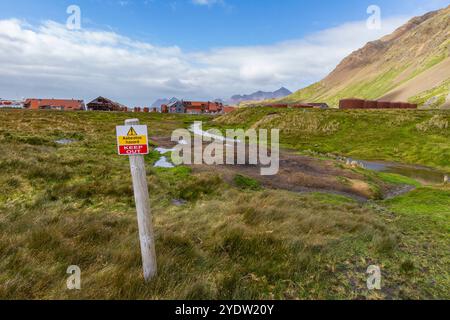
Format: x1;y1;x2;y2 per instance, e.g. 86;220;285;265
233;174;262;191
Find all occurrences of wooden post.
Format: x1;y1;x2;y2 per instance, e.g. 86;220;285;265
125;119;157;281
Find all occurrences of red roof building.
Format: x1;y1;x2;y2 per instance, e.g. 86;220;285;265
25;98;85;111
185;102;205;114
164;100;224;114
206;102;223;113
182;101;224;114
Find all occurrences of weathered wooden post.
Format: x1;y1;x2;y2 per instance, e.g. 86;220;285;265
117;119;157;281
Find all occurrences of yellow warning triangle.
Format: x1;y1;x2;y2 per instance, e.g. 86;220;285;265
127;127;138;136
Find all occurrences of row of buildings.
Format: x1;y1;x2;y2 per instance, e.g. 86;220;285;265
162;100;235;114
3;96;416;112
0;100;27;109
0;97;237;114
0;98;87;111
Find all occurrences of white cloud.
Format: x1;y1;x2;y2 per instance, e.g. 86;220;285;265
0;16;409;105
191;0;223;6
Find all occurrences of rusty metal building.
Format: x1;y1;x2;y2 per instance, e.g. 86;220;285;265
87;97;127;111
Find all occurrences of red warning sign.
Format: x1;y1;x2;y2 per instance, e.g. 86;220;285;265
116;125;149;156
119;144;149;155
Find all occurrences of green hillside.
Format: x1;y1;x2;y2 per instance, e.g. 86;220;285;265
214;108;450;172
279;6;450;108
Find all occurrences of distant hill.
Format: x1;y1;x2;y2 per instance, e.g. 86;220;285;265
279;5;450;108
151;97;179;109
229;87;292;105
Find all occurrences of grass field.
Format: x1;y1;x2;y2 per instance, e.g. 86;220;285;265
214;108;450;172
0;109;449;299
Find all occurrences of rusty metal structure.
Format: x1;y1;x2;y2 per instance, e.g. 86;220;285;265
87;96;127;111
340;99;417;109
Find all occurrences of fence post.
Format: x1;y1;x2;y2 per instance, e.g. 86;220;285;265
125;118;157;281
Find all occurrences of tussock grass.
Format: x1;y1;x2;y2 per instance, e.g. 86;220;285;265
416;115;449;132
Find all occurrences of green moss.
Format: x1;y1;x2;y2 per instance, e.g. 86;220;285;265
384;187;450;220
233;174;262;191
377;172;421;187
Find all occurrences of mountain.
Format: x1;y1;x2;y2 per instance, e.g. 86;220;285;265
229;87;292;105
151;97;179;108
272;87;293;98
280;5;450;108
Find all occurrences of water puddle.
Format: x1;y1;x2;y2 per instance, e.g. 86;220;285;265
155;147;174;154
154;156;174;168
55;139;77;145
189;123;241;143
349;158;446;185
172;199;187;206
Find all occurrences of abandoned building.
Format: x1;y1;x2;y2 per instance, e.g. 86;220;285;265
87;96;128;111
24;99;85;111
161;105;169;113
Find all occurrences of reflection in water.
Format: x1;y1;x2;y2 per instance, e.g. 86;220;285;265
154;156;174;168
189;123;241;143
155;147;174;154
55;139;77;145
351;159;445;184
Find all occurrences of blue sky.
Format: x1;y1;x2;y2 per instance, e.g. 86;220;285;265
0;0;447;50
0;0;448;105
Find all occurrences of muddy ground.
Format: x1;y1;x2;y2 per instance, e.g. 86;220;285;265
152;136;410;201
